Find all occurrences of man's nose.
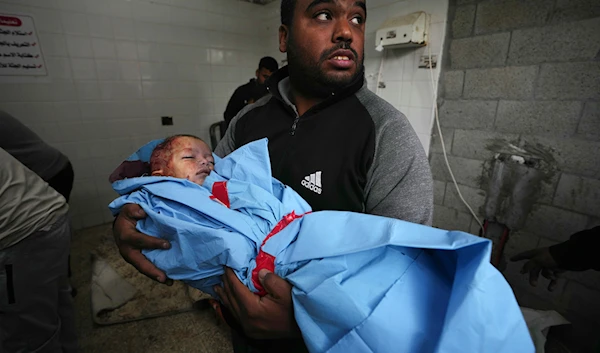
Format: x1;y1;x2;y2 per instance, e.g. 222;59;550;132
333;18;353;43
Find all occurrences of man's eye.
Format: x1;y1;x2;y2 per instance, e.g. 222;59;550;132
182;156;194;159
350;16;363;25
315;12;331;21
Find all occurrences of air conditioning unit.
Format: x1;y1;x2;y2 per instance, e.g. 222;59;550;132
375;11;428;51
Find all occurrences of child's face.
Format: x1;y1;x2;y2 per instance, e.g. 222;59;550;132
153;137;215;185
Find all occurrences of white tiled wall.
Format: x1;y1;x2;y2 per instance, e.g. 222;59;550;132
259;0;449;155
256;1;285;64
365;0;449;155
0;0;448;230
0;0;268;229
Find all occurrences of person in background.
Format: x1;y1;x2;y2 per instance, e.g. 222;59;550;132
0;148;78;353
0;110;77;295
0;110;74;202
223;56;279;127
511;226;600;291
113;0;434;351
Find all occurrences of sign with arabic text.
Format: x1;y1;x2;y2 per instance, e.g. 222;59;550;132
0;14;46;76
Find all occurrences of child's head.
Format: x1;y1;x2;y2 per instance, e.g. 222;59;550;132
150;135;214;186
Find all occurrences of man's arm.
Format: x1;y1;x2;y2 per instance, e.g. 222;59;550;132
364;113;434;225
113;204;173;284
214;268;301;339
214;112;237;158
511;226;600;291
549;226;600;271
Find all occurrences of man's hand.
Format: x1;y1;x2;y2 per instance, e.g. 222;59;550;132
113;203;173;285
510;247;564;291
214;268;300;339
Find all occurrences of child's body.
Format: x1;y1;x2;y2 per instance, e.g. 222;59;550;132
109;138;533;353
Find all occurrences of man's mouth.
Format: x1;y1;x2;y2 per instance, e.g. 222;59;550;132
327;49;355;69
329;49;355;62
332;55;351;61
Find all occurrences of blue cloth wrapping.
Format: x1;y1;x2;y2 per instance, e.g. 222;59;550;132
109;138;533;353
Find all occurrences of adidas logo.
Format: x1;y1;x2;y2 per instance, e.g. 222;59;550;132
301;171;322;194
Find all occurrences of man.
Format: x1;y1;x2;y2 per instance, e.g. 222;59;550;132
113;0;433;351
0;110;74;202
511;226;600;291
0;148;77;353
224;56;279;127
0;110;76;295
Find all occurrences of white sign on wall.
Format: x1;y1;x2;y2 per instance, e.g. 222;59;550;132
0;13;47;76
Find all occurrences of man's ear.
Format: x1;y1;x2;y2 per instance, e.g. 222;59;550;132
255;69;260;79
151;169;165;177
279;25;288;53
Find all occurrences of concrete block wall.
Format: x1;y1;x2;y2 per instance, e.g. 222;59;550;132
433;0;600;346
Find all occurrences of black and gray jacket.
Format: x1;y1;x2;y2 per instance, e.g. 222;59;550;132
215;66;433;226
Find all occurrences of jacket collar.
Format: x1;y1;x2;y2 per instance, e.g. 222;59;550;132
266;65;365;117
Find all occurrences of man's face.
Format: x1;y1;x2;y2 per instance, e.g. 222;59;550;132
155;137;215;186
256;67;274;85
280;0;366;96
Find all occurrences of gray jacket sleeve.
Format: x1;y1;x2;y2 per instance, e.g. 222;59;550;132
214;95;273;158
359;90;434;225
214;118;237;158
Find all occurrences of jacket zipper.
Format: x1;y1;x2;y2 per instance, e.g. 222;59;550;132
289;92;337;136
290;116;300;136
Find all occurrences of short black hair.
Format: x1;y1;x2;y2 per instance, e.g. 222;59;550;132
280;0;296;27
259;56;279;72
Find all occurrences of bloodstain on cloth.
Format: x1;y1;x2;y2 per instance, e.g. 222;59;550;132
108;160;150;183
209;181;309;297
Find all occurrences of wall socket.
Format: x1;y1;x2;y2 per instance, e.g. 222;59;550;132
418;55;437;69
161;116;173;125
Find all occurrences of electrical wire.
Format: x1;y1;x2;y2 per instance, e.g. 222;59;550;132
426;43;485;234
375;48;386;96
494;226;510;267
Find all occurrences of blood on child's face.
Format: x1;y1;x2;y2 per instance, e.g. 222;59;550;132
159;137;214;185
